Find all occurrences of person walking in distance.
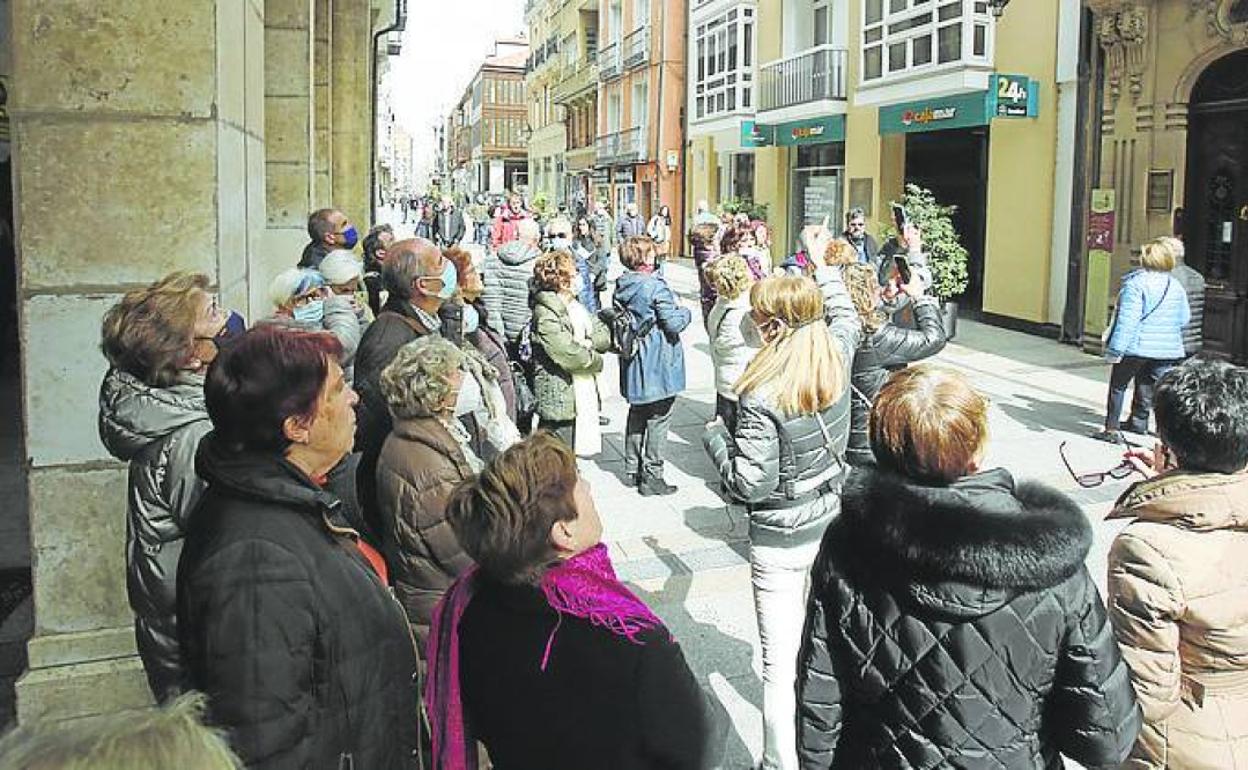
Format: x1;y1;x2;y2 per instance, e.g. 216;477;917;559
614;236;691;495
616;201;646;243
647;204;673;262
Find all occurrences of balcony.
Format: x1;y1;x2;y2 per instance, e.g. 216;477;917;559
623;27;649;70
595;126;647;165
553;59;600;104
599;41;622;80
758;45;848;114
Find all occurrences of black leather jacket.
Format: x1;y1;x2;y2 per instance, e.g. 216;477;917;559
847;296;946;465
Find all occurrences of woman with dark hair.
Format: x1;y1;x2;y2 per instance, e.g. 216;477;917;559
1108;358;1248;768
796;364;1140;769
98;271;244;702
647;203;673;262
442;244;518;422
178;326;420;770
426;433;716;770
575;215;609;310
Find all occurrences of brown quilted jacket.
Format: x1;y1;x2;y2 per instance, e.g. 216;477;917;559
1108;471;1248;769
376;416;476;656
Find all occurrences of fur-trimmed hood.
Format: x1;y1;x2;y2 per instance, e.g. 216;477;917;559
839;466;1092;619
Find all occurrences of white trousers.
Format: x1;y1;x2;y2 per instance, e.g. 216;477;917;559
750;535;822;770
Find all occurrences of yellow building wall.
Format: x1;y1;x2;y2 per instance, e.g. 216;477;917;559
750;0;788;247
688;135;718;219
981;0;1061;322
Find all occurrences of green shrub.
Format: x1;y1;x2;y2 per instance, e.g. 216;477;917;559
883;183;969;301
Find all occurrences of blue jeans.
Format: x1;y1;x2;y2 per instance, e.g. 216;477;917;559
1106;356;1177;432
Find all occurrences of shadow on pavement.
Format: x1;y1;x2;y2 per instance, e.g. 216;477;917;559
630;537;760;769
998;393;1105;435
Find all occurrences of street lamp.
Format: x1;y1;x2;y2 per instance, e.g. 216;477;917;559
990;0;1011;17
519;123;533;144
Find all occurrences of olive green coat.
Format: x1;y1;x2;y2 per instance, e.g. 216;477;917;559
531;290;611;422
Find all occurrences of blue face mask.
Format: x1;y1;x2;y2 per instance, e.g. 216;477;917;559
462;303;481;334
341;225;359;250
213;310;247;349
292;299;325;325
425;260;458;300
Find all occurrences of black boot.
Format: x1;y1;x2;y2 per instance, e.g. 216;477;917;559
638;475;677;496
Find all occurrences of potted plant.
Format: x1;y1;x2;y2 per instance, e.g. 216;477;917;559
883;183;969;339
720;196;770;223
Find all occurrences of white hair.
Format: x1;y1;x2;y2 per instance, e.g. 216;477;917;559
268;268;323;310
318;249;363;285
517;218;541;244
546;217;573;237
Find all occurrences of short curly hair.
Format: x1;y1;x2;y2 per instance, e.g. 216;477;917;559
825;238;856;267
533;249;577;292
706;254;752;301
380;336;465;420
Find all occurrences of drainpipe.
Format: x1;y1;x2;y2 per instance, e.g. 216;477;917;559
370;0;408;223
654;0;666;222
680;0;691;255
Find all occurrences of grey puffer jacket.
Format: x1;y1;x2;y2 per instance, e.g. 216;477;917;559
482;240;541;342
257;295;364;382
98;368;212;701
703;266;862;546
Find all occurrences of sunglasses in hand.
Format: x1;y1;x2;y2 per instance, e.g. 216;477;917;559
1059;441;1140;488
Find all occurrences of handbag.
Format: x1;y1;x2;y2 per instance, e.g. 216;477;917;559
1102;276;1172;346
510;360;536;426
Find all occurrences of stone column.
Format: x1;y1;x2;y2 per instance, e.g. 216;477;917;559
9;0;265;721
257;0;317;302
330;0;372;229
313;0;334;206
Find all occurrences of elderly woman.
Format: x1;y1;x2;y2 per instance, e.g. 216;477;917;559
178;326;419;769
796;364;1140;768
531;249;611;455
319;247;375;325
426;433;715;770
705;254;760;432
1096;237;1192;443
376;336;478;651
263;266;363;382
443;244;517;422
98;271;243;702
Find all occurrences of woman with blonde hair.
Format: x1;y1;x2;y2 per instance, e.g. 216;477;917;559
1096;236;1191;443
703;229;861;770
706;254;761;431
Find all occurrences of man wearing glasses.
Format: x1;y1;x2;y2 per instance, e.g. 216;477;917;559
843;207;879;266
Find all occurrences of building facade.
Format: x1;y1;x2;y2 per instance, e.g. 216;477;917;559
525;0;570;210
448;39;530;200
1;0;404;722
597;0;688;234
691;0;1083;331
1081;0;1248;363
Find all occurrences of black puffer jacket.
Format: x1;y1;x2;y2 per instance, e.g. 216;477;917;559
178;434;420;770
98;368;211;702
797;467;1141;769
846;297;946;465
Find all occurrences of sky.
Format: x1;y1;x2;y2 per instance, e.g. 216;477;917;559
390;0;527;180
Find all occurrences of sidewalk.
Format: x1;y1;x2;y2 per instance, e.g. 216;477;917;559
588;260;1133;769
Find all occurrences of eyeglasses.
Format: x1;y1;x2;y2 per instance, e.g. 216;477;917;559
1058;441;1138;488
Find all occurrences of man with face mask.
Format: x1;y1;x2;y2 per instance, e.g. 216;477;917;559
546;217;598;314
433;195;467;248
299;208;359;270
353;238;462;538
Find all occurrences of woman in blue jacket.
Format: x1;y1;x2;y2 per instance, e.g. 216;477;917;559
1095;237;1191;443
614;236;692;496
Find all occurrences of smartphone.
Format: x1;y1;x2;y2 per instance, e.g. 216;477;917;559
891;203;909;232
893;255;912;285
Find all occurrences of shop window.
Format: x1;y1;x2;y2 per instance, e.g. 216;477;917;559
861;0;993;83
692;5;756;121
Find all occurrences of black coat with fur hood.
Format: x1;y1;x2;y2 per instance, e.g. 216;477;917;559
797;467;1140;770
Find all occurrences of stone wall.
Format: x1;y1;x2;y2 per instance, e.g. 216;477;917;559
7;0;385;722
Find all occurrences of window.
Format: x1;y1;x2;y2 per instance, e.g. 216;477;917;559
633;0;649;29
692;5;756;120
632;74;648;129
814;0;831;46
860;0;993;83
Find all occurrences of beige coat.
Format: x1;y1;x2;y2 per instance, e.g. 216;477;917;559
1107;471;1248;769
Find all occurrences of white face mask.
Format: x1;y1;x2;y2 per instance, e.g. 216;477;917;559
462;303;481;335
570;273;585;297
453;367;483;417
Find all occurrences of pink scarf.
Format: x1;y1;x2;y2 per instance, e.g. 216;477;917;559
424;543;665;770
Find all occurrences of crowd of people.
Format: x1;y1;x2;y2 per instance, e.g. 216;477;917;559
5;192;1244;770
